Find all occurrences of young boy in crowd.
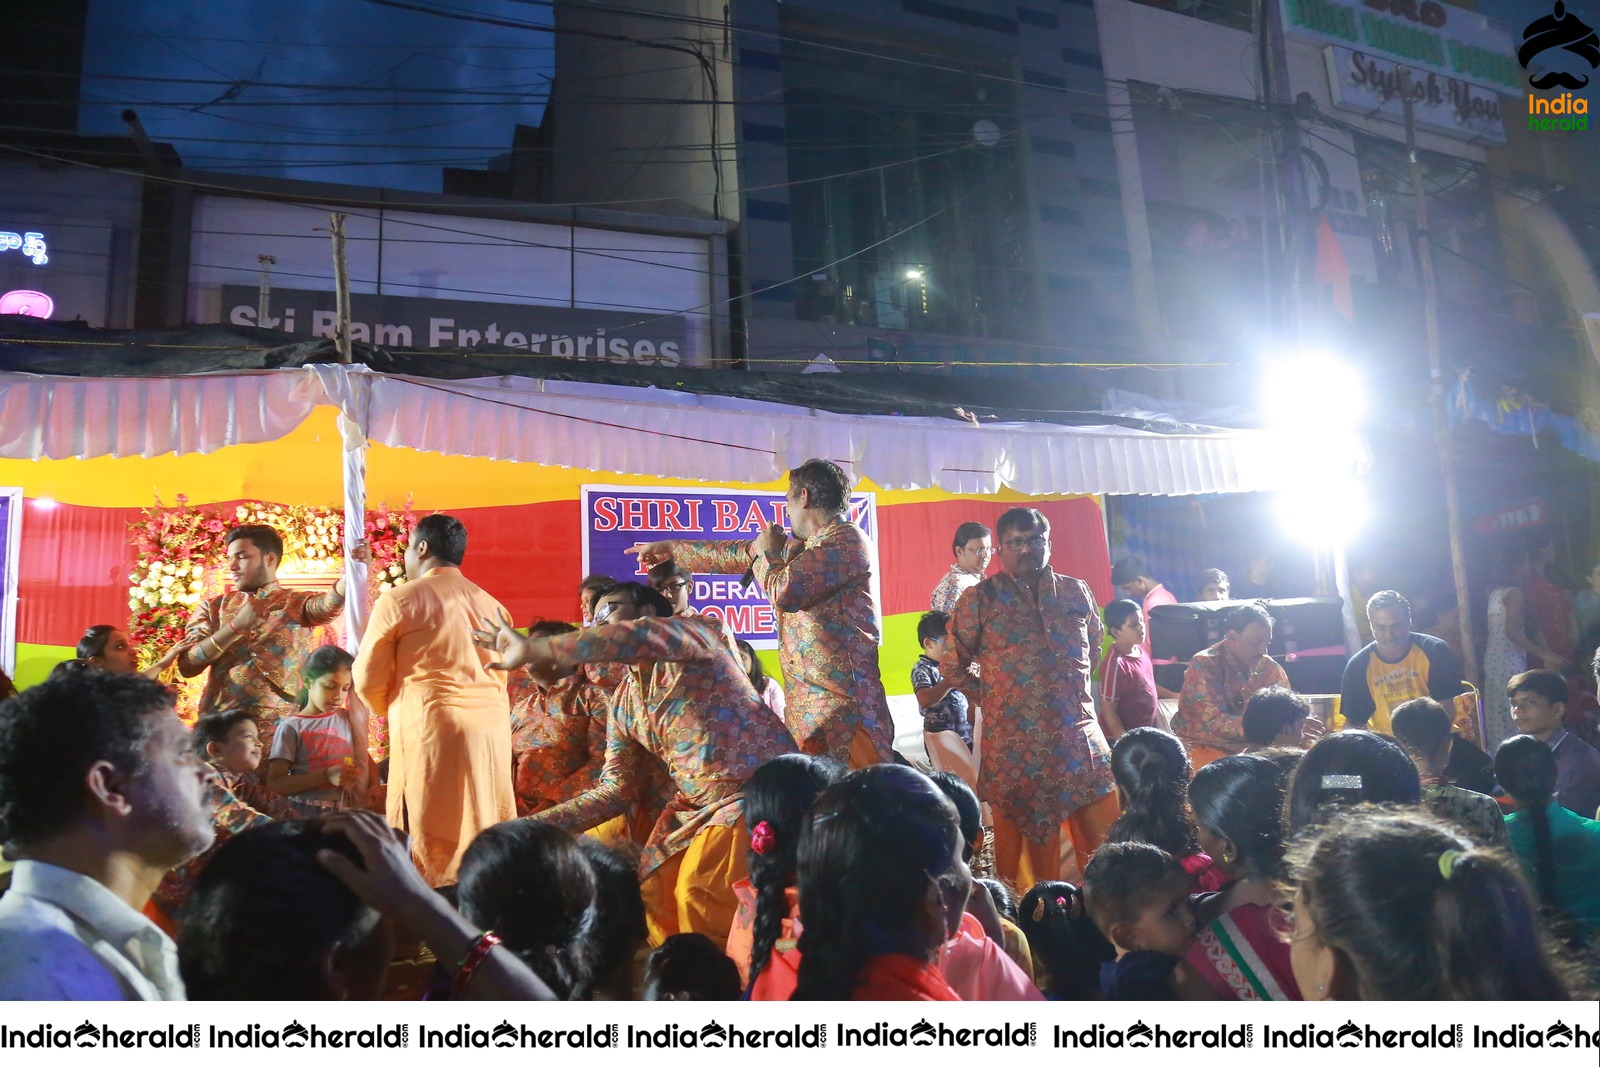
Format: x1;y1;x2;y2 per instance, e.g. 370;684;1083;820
1082;841;1196;1000
912;611;975;751
1100;600;1160;741
150;710;300;929
1509;669;1600;819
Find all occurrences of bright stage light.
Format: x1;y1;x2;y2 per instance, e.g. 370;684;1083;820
1262;352;1368;547
1275;478;1368;548
904;268;924;281
1262;353;1365;430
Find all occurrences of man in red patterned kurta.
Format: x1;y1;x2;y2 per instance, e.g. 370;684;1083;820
475;582;797;951
939;507;1119;886
178;525;367;749
628;459;893;768
1173;602;1291;769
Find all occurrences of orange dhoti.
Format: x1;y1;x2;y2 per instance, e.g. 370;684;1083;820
991;792;1120;886
639;817;751;952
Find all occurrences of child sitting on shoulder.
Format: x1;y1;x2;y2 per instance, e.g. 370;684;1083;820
268;645;365;815
1082;841;1197;1000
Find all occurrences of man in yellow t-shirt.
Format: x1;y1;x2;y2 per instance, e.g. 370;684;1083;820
1338;590;1494;793
1339;590;1463;732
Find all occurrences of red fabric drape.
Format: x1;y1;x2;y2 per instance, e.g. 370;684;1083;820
19;503;142;647
876;498;1109;616
16;495;1110;650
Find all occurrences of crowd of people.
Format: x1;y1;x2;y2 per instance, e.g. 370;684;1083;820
1;458;1599;1002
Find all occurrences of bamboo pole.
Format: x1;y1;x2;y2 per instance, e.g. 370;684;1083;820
1403;85;1480;687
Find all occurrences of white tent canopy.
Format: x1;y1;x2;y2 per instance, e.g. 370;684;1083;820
0;364;1291;497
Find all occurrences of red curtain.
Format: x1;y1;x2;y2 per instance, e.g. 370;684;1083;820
19;502;143;648
16;495;1111;651
876;497;1110;617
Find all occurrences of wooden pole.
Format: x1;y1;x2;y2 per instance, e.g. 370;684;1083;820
1403;84;1480;687
330;213;352;364
256;254;275;328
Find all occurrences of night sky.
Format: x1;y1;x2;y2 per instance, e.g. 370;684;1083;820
77;0;554;192
73;0;1594;195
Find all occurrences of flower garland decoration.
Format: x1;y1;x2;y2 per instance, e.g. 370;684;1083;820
127;497;414;663
126;495;218;658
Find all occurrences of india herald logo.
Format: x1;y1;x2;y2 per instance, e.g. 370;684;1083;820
1519;2;1600;89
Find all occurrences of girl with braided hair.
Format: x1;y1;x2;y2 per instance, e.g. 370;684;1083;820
1496;734;1600;946
726;754;842;997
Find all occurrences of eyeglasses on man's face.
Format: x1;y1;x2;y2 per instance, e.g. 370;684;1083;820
1001;534;1049;551
656;579;690;594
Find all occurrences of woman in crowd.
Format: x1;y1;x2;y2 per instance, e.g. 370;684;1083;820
789;764;971;1000
1182;752;1301;999
455;821;599;999
1495;734;1600;945
1484;547;1562;749
1016;881;1112;999
1285;810;1576;999
179;812;555;1000
736;638;786;720
74;624;187;679
1103;727;1227;891
1285;730;1420;836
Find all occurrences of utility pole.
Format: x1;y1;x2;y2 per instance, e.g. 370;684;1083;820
256;254;276;328
1402;80;1481;691
329;213;352;364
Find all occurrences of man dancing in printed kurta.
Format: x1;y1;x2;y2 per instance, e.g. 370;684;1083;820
508;619;637;846
354;514;514;887
628;458;893;767
179;524;369;747
939;507;1118;886
475;582;798;950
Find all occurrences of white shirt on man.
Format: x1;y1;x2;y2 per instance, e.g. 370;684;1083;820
0;859;185;1000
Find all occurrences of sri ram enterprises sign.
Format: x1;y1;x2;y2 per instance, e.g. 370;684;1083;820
221;285;689;366
1284;0;1519;140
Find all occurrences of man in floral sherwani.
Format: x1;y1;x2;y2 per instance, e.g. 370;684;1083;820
939;507;1119;887
178;524;368;749
1173;602;1290;769
475;582;797;951
508;620;638;847
628;459;893;768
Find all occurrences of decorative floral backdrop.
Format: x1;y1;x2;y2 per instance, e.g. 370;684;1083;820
127;496;414;667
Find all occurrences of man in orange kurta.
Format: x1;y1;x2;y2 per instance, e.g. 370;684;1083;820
353;514;514;886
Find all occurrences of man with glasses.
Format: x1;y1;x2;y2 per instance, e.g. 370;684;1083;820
931;521;993;613
627;459;893;768
648;561;698;616
473;582;796;950
938;507;1118;886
